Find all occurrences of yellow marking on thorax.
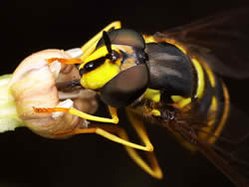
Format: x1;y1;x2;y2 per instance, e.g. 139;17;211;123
143;88;161;117
171;95;192;109
143;35;157;43
143;107;161;117
143;88;161;103
151;109;161;117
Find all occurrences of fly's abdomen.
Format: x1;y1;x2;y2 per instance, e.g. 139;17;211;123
193;58;230;145
168;45;230;145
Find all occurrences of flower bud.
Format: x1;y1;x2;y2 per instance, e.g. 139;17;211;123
0;49;98;138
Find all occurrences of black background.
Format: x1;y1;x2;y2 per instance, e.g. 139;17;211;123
0;0;249;187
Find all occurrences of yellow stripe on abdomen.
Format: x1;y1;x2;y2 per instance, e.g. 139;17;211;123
209;83;230;144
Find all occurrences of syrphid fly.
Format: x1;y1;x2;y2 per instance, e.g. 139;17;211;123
34;8;249;186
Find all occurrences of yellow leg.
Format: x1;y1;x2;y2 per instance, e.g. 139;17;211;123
80;21;121;61
108;106;119;124
125;110;163;179
33;106;119;124
55;124;153;152
34;105;163;178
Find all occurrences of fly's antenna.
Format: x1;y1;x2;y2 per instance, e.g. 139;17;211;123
103;31;112;55
102;31;119;62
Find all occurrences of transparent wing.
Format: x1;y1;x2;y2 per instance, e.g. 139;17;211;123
209;107;249;186
154;8;249;79
167;106;249;186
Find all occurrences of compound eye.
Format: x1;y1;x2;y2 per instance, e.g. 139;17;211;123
96;29;145;49
100;63;149;108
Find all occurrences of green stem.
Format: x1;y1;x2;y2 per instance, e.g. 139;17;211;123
0;74;23;133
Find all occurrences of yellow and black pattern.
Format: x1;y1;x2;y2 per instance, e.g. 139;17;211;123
130;35;230;148
30;15;249;185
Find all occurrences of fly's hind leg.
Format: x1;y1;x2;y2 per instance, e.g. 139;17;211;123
34;106;153;151
53;123;154;152
33;104;123;146
125;110;163;179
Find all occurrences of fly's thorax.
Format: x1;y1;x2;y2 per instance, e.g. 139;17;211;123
122;41;196;118
145;42;196;97
8;49;98;139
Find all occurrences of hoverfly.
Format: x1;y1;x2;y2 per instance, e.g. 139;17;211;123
33;8;249;186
